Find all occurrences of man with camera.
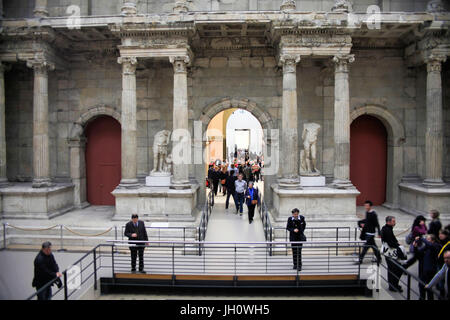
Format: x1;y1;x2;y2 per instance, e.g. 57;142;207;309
32;241;62;300
124;214;149;273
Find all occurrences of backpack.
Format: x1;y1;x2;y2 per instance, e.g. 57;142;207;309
405;232;413;245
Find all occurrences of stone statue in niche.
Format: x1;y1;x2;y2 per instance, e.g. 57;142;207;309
151;130;172;175
300;122;321;176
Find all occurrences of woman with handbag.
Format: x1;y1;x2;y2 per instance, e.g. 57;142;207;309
244;181;260;224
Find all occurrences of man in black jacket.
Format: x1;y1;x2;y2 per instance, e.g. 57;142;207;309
381;216;407;292
124;214;149;273
286;208;306;270
32;241;62;300
357;200;382;264
224;170;238;211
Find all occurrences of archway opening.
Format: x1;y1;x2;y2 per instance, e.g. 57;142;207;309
85;115;121;205
350;115;388;206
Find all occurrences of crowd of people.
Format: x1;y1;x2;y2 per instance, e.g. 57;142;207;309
206;158;263;224
357;202;450;300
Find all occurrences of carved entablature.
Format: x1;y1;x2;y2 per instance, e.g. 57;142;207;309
277;33;352;57
405;31;450;67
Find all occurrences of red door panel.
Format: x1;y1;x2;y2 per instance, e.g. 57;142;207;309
85;116;121;205
350;115;387;206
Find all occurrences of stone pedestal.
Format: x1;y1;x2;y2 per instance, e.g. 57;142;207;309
399;182;450;219
112;184;199;222
0;183;75;219
271;183;359;223
145;174;171;187
300;176;326;187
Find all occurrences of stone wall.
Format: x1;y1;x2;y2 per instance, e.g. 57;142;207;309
2;0;435;18
444;61;450;182
3;49;448;209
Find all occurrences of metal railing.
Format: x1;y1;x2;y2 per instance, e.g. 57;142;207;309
377;255;444;300
258;196;273;244
26;244;111;300
120;225;198;242
198;190;214;243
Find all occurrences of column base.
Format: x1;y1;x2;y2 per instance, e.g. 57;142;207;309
170;181;191;190
332;179;355;189
277;177;301;190
118;179;140;189
0;178;11;187
32;178;54;188
422;179;446;188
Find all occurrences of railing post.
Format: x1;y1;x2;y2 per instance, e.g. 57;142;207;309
335;228;338;256
114;226;117;241
111;244;115;281
407;274;411;300
63;271;68;300
58;224;66;252
172;244;175;280
93;248;98;291
2;223;6;250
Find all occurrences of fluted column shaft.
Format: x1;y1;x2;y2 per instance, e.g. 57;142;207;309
27;59;54;188
423;54;447;187
170;56;191;189
333;54;354;188
279;55;300;188
0;63;8;184
118;56;139;188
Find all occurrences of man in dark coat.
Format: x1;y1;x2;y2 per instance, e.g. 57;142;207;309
357;200;382;264
225;170;238;211
32;241;62;300
381;216;407;292
286;208;306;270
124;214;149;273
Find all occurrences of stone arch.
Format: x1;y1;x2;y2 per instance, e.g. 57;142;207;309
196;98;277;207
199;98;275;131
68;104;121;208
350;105;405;147
350;105;405;209
69;104;121;140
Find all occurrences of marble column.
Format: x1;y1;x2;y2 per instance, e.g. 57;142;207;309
0;63;9;186
278;54;300;188
173;0;189;13
423;54;447;187
170;56;191;189
34;0;48;17
280;0;296;11
332;54;355;188
27;58;54;188
118;56;139;188
332;0;353;13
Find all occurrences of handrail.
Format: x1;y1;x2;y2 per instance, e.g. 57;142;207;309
377;253;443;300
198;190;214;243
107;239;365;245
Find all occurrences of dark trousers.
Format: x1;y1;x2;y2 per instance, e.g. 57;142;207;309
130;246;145;271
291;243;303;267
212;181;219;196
419;269;436;300
359;235;381;262
236;192;245;213
36;286;52;300
247;204;256;222
386;257;403;290
225;190;237;210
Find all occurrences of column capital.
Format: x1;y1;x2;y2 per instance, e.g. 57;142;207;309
121;1;137;16
170;56;190;74
34;0;49;18
280;0;296;11
118;56;138;74
332;0;354;13
333;54;355;73
425;54;447;73
278;54;301;73
173;0;189;13
26;58;55;74
427;0;445;13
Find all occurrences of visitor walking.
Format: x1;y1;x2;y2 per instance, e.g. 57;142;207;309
245;181;260;224
124;214;148;273
32;241;62;300
234;174;247;216
357;200;382;264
